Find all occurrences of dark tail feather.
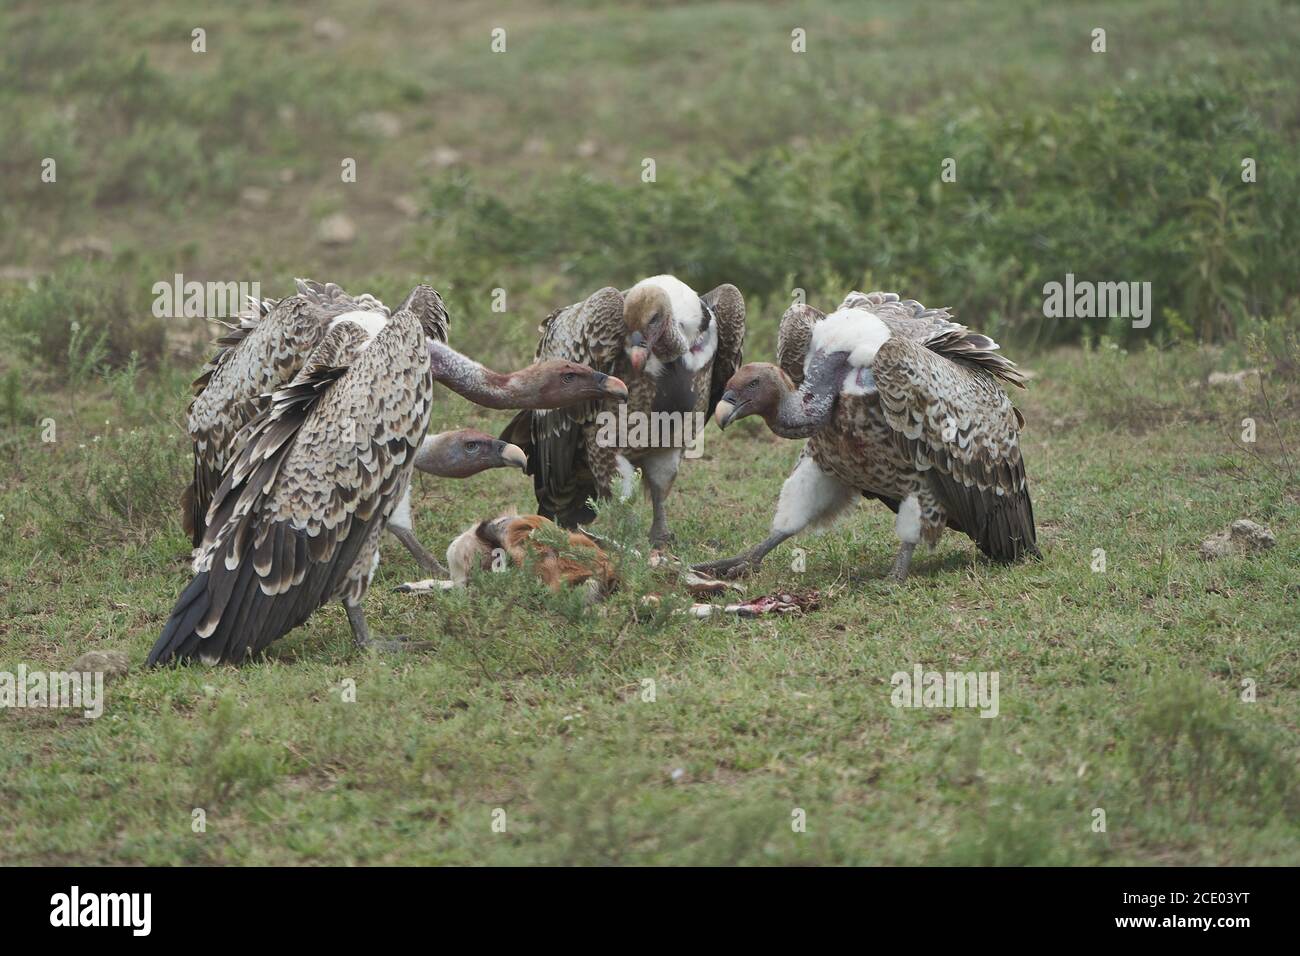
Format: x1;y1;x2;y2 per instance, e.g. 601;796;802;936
979;487;1039;563
147;571;211;666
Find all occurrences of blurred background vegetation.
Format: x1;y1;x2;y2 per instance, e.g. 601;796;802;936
2;1;1298;866
1;0;1298;382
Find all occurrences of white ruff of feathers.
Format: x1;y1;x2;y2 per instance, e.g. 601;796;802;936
807;307;891;397
329;310;389;350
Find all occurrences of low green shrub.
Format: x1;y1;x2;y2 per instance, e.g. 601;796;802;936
0;259;167;371
421;78;1299;347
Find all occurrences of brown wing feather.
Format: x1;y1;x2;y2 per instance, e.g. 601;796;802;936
502;287;627;526
777;303;825;386
703;284;746;413
182;280;386;546
848;291;1029;389
871;336;1038;561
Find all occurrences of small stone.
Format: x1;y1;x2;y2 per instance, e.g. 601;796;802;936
57;236;113;259
240;187;271;209
575;139;599;158
391;194;420;218
354;110;402;139
70;650;130;679
313;17;346;42
424;146;462;168
1200;519;1276;560
670;767;686;783
317;213;357;245
1230;519;1276;551
1207;369;1260;388
278;168;296;184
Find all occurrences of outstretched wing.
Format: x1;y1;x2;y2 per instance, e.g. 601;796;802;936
182;279;388;546
151;311;433;665
703;284;745;412
777;303;826;386
870;335;1038;562
500;287;626;524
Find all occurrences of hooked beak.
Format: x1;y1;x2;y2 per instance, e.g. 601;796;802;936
600;373;629;401
627;330;649;374
497;441;528;470
714;390;744;429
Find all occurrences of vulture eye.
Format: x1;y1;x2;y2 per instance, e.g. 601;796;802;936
562;372;576;383
746;379;759;391
465;441;480;453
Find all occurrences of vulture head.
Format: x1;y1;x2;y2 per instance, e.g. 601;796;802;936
414;429;528;478
718;307;894;437
713;363;793;430
513;360;628;408
714;340;869;440
623;281;701;374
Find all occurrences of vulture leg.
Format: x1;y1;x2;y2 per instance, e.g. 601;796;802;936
693;455;857;579
345;601;421;652
386;486;449;576
388;526;449;576
889;543;916;582
694;530;793;580
643;450;681;547
887;495;924;583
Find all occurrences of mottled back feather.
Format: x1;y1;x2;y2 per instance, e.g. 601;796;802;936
870;335;1038;561
182;279;388;546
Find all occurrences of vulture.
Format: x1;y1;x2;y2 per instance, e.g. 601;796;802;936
696;291;1038;582
149;287;624;665
502;275;746;546
183;278;626;576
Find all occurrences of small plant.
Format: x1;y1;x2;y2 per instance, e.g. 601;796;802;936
31;424;186;549
0;260;165;372
1128;673;1298;825
66;321;110;403
0;368;27;427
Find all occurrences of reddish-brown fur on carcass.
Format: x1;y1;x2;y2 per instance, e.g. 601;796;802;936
468;513;617;594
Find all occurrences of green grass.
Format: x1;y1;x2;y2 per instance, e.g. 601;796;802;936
1;0;1298;865
1;340;1296;865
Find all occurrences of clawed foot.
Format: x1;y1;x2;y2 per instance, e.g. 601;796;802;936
692;554;760;580
394;578;458;594
650;527;676;550
417;556;450;577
